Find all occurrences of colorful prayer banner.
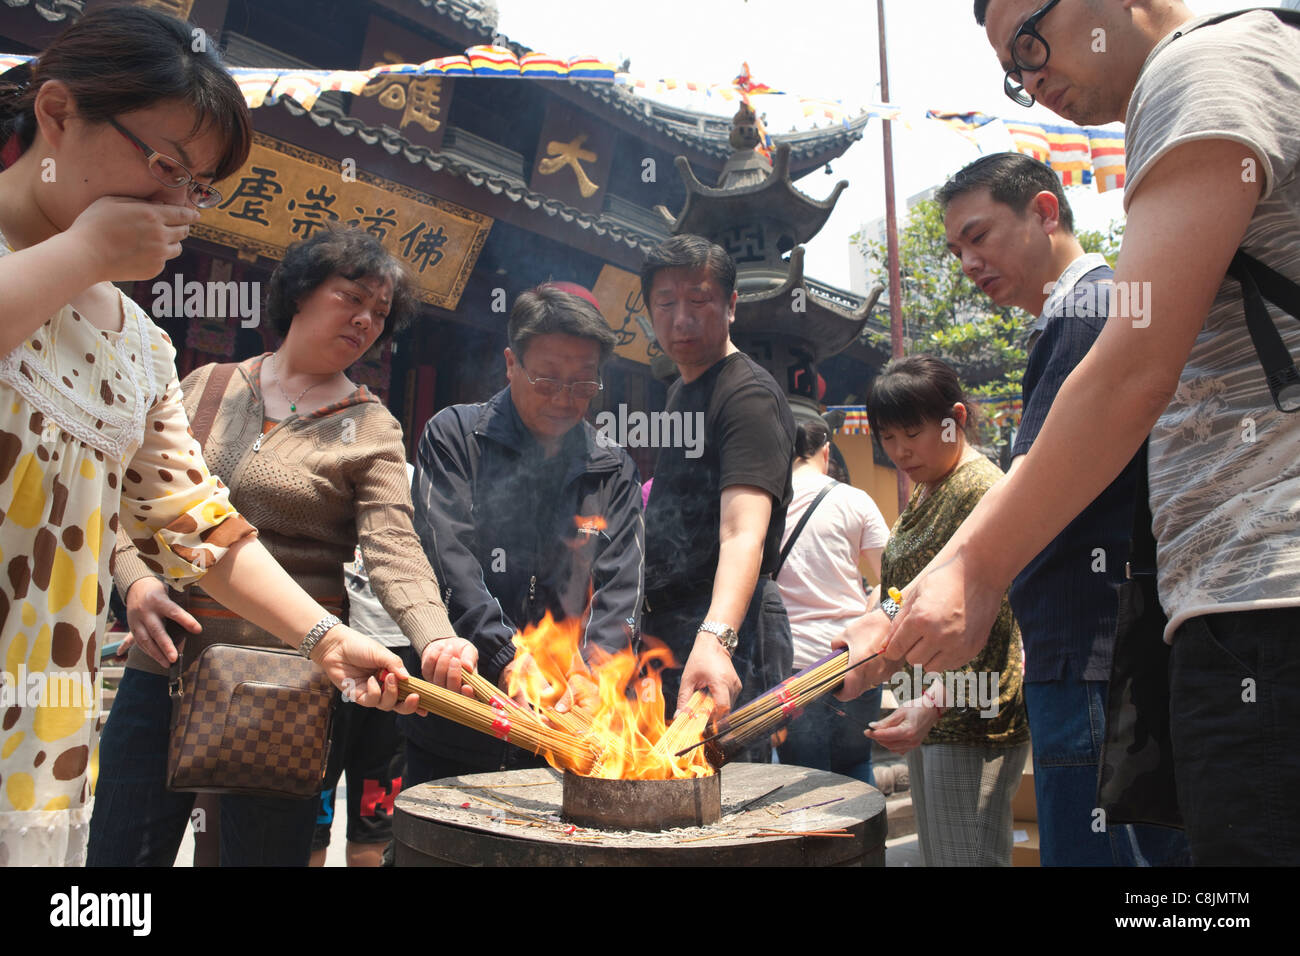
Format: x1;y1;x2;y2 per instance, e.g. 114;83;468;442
827;405;870;436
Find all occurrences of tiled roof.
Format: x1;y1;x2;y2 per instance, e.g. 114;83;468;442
277;95;670;255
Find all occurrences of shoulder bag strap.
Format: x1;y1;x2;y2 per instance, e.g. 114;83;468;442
169;362;237;690
190;363;238;451
773;481;837;580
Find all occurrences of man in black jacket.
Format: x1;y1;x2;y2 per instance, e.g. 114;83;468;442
399;284;645;781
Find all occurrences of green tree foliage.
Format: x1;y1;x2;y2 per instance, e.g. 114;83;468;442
853;196;1122;449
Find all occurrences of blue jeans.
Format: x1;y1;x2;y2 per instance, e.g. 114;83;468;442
777;688;881;786
87;668;318;867
1170;609;1300;865
1024;676;1189;866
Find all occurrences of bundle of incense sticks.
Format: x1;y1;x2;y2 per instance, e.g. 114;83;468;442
383;670;600;774
652;690;715;760
461;665;594;737
681;649;868;769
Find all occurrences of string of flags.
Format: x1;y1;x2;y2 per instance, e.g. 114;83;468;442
826;406;871;435
0;48;1124;193
928;111;1126;193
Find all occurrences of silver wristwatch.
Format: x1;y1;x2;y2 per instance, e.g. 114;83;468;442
298;614;342;659
698;620;739;656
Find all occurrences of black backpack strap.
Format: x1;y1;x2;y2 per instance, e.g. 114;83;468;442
1227;252;1300;413
773;481;837;579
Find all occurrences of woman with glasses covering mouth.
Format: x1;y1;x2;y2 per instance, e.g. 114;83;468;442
0;6;420;867
90;227;471;867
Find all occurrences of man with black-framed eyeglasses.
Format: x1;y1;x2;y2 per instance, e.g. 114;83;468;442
400;282;645;784
852;1;1300;864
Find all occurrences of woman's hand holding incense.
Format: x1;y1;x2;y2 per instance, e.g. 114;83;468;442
832;610;897;701
864;694;942;755
421;636;478;697
677;632;742;717
312;626;421;714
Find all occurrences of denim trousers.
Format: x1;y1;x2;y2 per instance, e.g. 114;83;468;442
87;668;317;867
1024;676;1189;866
1170;608;1300;865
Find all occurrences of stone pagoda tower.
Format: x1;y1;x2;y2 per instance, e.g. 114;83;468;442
655;104;883;422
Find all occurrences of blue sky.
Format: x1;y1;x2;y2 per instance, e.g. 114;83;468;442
495;0;1272;289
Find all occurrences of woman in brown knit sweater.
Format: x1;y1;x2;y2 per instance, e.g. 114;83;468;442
88;228;470;866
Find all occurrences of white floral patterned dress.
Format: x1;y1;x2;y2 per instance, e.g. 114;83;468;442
0;234;255;866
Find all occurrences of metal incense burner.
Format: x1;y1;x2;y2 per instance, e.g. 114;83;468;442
560;770;721;831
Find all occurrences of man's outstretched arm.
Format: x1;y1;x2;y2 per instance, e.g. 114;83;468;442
883;138;1262;671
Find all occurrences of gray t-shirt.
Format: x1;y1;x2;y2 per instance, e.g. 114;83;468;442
1124;10;1300;638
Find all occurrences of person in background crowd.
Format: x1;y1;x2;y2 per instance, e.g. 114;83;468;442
90;227;464;867
840;356;1029;866
774;419;889;782
400;283;644;784
862;0;1300;866
0;5;413;869
310;464;420;867
639;235;796;759
938;151;1188;866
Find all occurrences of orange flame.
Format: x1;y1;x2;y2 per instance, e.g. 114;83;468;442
506;612;714;779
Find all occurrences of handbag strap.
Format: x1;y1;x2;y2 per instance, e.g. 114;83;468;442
169;362;238;692
773;481;837;579
190;363;238;451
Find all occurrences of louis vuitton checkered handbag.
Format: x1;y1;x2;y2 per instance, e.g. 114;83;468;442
166;641;338;798
163;363;338;798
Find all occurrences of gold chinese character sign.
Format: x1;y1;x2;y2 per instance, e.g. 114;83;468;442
192;134;492;310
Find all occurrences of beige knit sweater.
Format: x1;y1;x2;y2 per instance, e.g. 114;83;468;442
116;355;454;675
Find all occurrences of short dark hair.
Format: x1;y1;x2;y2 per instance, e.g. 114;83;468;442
507;284;617;363
866;355;981;451
794;419;831;461
0;3;250;178
936;152;1075;234
639;234;737;308
267;226;417;343
974;0;991;25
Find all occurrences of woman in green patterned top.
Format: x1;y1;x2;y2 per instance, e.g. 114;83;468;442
865;356;1029;866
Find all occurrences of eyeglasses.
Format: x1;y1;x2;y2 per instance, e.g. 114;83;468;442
108;118;223;209
1003;0;1061;107
518;362;603;401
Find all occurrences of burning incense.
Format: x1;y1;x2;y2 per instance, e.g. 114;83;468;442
383;670;600;774
677;648;881;768
652;690;714;761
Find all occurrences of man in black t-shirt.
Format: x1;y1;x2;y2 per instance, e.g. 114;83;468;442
640;235;796;742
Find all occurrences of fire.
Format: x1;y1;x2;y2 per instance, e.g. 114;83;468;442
505;612;715;779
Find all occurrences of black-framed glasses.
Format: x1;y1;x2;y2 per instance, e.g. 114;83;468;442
1003;0;1061;107
108;118;223;208
518;362;603;400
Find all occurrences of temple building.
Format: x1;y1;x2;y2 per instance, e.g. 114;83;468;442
2;0;899;511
